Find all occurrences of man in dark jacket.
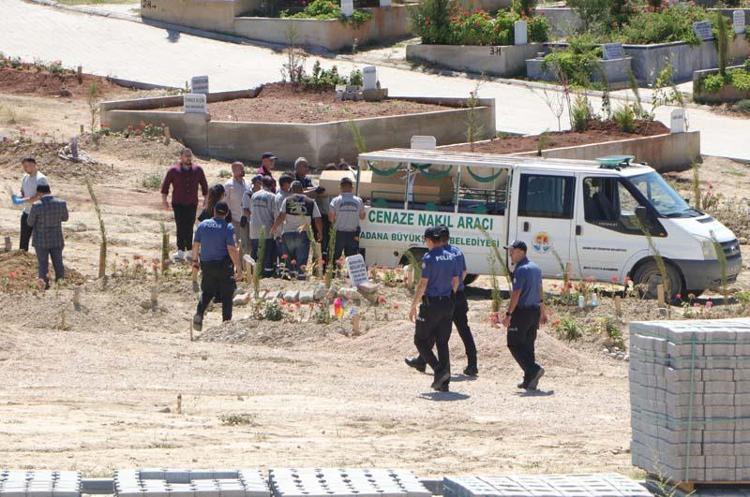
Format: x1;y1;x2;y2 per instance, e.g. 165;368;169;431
27;178;68;289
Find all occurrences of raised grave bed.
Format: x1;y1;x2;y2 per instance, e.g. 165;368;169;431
406;43;542;78
693;63;750;103
140;0;410;51
100;83;496;166
442;120;700;172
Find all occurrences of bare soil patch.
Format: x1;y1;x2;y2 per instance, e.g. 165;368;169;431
0;250;85;293
163;83;454;123
0;138;115;180
447;120;670;154
0;66;139;100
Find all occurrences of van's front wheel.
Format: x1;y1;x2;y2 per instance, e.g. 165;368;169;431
632;260;685;300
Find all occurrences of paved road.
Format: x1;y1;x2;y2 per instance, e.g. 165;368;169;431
1;0;748;160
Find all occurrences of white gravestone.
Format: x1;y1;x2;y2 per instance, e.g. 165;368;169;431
692;21;713;41
341;0;354;17
602;43;624;60
670;108;686;133
410;135;437;150
183;93;208;114
379;0;391;7
362;66;378;90
190;75;209;95
514;20;527;46
734;10;746;34
345;254;369;287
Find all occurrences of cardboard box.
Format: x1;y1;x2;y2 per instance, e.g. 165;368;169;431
319;169;454;203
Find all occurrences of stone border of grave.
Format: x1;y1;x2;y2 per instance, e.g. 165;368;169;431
99;89;496;166
693;64;750;104
528;36;750;87
405;43;543;78
140;0;411;52
441;130;701;173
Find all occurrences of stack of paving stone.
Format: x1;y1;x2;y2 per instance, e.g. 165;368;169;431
442;473;650;497
114;469;270;497
630;318;750;483
0;471;81;497
269;468;432;497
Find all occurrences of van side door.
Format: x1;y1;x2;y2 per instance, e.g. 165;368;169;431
508;169;576;278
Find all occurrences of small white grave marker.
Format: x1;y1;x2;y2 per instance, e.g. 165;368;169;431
514;20;527;46
362;66;378;90
341;0;354;17
670;108;686;133
345;254;369;287
190;75;209;95
602;43;624;60
183;93;208;114
734;10;746;34
692;21;713;41
379;0;391;7
411;135;437;150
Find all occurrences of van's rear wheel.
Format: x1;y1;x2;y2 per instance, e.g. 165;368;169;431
464;274;479;286
399;248;427;266
633;260;684;300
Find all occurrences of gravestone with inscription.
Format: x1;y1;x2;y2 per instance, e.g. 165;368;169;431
363;66;378;90
190;75;209;95
735;10;746;34
341;0;354;17
692;20;713;41
670;108;686;133
184;93;208;114
602;43;624;60
345;254;369;287
514;20;527;46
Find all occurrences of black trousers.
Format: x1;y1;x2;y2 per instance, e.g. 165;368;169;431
318;216;332;258
413;290;477;369
414;296;454;385
196;259;236;322
173;203;197;251
507;307;542;383
20;212;33;251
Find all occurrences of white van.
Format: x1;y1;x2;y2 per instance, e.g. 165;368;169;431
352;148;742;296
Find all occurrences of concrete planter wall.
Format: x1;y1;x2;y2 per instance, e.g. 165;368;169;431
100;93;496;166
406;43;541;77
456;0;512;13
442;131;701;173
140;0;260;32
693;65;750;104
526;56;633;88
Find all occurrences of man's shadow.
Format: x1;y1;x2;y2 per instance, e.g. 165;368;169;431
419;391;471;402
515;389;554;397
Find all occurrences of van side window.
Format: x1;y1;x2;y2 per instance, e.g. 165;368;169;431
518;174;575;219
583;177;645;234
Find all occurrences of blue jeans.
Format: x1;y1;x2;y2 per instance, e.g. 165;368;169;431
282;231;310;276
36;246;64;284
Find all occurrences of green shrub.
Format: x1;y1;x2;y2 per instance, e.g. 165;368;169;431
745;58;750;73
700;69;750;94
612;104;636;132
141;173;162;190
617;5;710;45
409;0;455;44
554;316;583;341
542;35;602;87
512;0;536;17
571;94;592;132
567;0;611;32
282;0;372;26
736;99;750;114
264;300;284;321
300;61;362;90
527;15;550;43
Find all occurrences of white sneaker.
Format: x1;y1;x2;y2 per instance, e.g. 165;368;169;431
173;250;185;261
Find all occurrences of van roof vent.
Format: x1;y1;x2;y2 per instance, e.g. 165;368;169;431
597;155;635;169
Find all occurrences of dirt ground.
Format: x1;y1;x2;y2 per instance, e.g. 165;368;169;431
0;87;748;479
162;83;452;124
447;120;670;154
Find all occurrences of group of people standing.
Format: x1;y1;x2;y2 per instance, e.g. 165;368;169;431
158;148;366;332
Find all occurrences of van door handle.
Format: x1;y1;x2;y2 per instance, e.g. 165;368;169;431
576;225;582;235
523;222;529;232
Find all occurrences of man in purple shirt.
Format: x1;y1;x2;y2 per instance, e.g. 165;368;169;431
161;148;208;261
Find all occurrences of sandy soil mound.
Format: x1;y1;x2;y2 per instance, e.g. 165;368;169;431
0;138;114;180
0;250;85;293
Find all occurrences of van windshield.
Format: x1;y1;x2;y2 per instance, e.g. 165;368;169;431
625;172;698;218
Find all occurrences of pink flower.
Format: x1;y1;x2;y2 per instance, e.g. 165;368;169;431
676;293;682;300
281;254;289;260
610;275;620;284
706;300;713;309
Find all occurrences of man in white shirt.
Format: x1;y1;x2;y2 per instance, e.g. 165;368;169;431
224;161;248;258
17;157;47;252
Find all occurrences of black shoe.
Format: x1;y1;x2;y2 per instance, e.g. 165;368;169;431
431;370;451;391
463;365;478;377
527;367;545;391
404;356;426;373
517;380;528;389
192;313;203;332
437;382;450;392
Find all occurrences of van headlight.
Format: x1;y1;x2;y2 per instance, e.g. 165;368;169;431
701;240;718;260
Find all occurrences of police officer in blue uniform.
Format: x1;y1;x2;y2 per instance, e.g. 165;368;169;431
409;226;461;392
191;201;242;332
503;240;547;391
405;225;478;376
